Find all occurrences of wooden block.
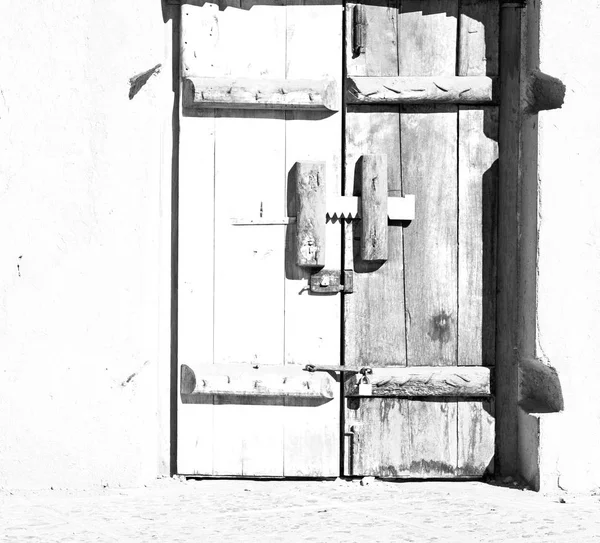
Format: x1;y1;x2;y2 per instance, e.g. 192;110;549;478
183;77;339;111
360;155;388;262
346;76;496;104
345;366;492;397
180;363;335;399
294;162;326;268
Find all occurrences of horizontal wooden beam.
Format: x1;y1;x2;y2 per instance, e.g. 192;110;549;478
346;76;497;105
345;366;492;397
181;363;335;399
183;77;339;111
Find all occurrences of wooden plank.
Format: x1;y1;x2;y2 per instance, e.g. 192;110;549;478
345;366;492;397
398;0;458;77
346;398;459;477
496;4;522;476
400;1;458;368
458;0;500;77
210;0;287;477
345;107;406;367
458;107;498;367
183;77;339;111
294;162;327;268
345;398;409;477
457;400;495;476
402;106;458;366
283;0;342;477
346;76;496;104
360;155;388;262
180;363;335;399
346;1;399;78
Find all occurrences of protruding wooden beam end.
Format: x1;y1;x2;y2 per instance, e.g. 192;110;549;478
524;70;566;114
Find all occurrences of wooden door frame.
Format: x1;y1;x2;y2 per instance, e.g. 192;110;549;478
163;0;552;481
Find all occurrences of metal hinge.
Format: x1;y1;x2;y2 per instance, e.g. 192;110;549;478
309;269;354;294
352;5;366;57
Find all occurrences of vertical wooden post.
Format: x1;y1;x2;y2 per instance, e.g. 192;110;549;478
496;3;523;477
360;154;388;262
294;161;326;268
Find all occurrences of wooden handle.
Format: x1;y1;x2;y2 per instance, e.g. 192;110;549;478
294;162;326;268
360;155;388;262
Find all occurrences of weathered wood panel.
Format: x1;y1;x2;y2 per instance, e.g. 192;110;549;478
345;366;492;397
457;400;495;476
398;0;458;77
346;398;459;477
345;107;406;367
458;107;498;366
346;1;398;78
400;0;459;367
283;0;342;477
458;0;499;77
210;0;287;477
360;155;388;262
347;76;496;104
402;106;458;366
184;77;339;111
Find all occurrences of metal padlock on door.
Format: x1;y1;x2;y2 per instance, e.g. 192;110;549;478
358;369;372;396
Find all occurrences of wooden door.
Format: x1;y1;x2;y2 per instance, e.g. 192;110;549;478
177;0;498;478
177;0;344;476
343;0;498;477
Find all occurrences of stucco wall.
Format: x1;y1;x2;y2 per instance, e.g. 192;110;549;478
524;0;600;493
0;1;173;488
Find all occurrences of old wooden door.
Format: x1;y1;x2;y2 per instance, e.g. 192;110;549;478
178;0;498;478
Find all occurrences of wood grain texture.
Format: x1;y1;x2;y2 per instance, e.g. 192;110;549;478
360;155;388;262
345;107;406;367
346;398;459;477
346;1;399;78
402;106;458;367
398;0;458;77
347;76;496;104
184;77;339;111
294;162;327;268
345;366;492;397
459;0;500;77
458;107;498;366
457;400;495;476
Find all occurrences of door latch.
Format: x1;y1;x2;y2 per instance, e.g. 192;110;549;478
310;269;354;294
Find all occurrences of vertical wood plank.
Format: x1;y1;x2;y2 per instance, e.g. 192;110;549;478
360;155;389;263
211;0;287;476
346;1;399;78
458;0;500;77
458;107;498;366
457;400;495;476
496;5;522;476
398;0;458;77
294;162;326;268
402;106;458;366
283;0;342;477
345;107;406;367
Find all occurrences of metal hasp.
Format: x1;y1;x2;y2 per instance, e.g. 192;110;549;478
309;269;354;294
304;364;372;375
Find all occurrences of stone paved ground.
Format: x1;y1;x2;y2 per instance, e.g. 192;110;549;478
1;478;599;542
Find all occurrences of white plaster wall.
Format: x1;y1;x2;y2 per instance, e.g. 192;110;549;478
535;0;600;493
0;1;173;489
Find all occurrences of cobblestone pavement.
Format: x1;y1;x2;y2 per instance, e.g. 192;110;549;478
2;478;599;542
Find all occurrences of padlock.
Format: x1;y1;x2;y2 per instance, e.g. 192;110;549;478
357;372;372;396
